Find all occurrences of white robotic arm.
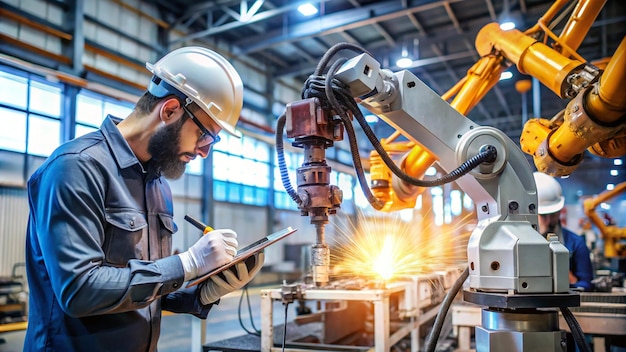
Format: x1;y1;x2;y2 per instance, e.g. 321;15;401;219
279;43;587;352
334;52;570;295
277;33;593;351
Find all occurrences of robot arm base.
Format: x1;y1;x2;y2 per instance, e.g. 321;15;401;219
467;221;570;294
463;290;580;309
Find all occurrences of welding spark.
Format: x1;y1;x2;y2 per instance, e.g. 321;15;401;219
329;209;474;283
373;235;395;280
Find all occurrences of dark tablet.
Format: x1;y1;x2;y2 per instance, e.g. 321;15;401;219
187;226;298;287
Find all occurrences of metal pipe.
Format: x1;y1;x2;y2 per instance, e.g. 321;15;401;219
476;22;585;98
558;0;607;55
586;36;626;122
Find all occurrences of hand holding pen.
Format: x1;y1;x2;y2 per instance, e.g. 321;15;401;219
177;215;238;281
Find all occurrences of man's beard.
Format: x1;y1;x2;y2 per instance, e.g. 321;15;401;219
148;118;187;179
542;222;559;237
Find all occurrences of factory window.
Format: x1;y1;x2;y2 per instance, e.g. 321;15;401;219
0;67;62;156
75;91;133;138
450;190;462;216
463;193;474;210
213;133;270;205
336;172;354;201
336;171;355;214
273;150;302;210
185;157;203;175
431;186;444;226
28;115;61;156
0;68;28;110
354;172;373;211
0;109;27;152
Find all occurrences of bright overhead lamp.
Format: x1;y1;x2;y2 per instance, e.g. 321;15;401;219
500;71;513;80
499;21;516;30
396;57;413;68
365;114;379;123
298;3;318;16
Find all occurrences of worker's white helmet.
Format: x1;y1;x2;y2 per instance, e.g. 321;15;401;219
146;46;243;137
533;172;565;215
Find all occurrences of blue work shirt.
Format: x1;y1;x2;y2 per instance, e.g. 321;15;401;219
24;116;214;352
561;227;594;292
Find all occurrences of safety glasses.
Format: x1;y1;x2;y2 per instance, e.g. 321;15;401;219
182;103;221;149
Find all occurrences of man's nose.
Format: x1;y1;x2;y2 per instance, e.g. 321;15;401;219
196;145;210;158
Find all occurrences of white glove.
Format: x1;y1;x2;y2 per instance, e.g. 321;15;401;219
178;229;238;281
200;251;265;304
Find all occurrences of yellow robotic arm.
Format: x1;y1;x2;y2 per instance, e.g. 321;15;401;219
583;181;626;257
370;0;625;212
474;0;626;176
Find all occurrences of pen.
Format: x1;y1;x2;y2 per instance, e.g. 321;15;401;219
184;215;214;234
184;214;230;282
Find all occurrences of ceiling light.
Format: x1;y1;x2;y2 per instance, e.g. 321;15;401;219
396;57;413;68
614;159;623;166
610;170;619;176
607;184;615;191
298;3;318;16
500;71;513;80
500;21;516;30
365;114;379;123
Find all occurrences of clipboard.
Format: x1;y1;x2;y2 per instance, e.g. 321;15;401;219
187;226;298;287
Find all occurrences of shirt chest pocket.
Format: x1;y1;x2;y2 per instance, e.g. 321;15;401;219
157;213;177;258
103;209;148;267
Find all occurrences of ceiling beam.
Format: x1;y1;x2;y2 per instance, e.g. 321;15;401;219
233;0;462;55
169;0;328;45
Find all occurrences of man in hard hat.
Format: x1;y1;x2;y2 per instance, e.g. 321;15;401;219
534;172;594;291
24;47;264;351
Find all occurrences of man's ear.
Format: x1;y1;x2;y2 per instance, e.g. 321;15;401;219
159;98;182;122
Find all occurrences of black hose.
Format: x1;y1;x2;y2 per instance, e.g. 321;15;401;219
237;287;260;336
275;113;302;206
323;58;386;209
349;100;498;187
301;41;499;208
560;306;592;352
282;302;290;352
320;53;499;189
424;267;469;352
312;42;371;77
338;109;386;210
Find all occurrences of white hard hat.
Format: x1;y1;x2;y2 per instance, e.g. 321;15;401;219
146;46;243;137
533;172;565;215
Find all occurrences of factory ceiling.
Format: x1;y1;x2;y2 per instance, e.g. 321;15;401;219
1;0;624;193
145;0;625;142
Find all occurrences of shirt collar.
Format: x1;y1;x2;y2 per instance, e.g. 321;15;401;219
100;115;142;170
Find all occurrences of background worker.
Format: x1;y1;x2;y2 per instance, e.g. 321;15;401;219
24;46;264;352
534;172;594;291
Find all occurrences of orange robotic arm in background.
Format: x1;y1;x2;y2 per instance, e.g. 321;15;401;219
370;0;625;211
368;132;436;212
475;0;626;176
583;181;626;258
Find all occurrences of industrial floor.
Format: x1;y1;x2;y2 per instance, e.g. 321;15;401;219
0;285;293;352
0;284;461;352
